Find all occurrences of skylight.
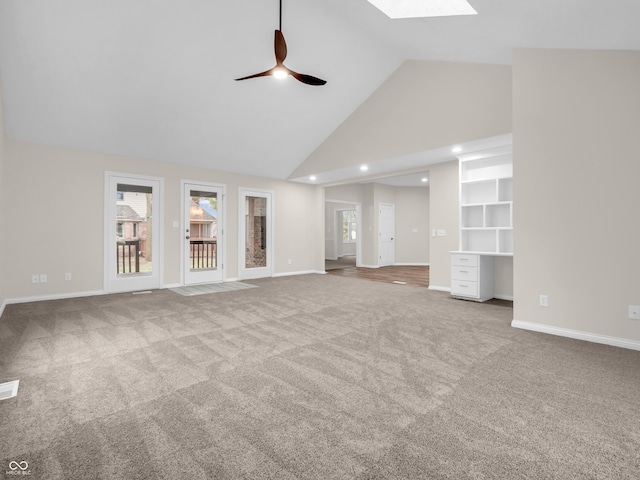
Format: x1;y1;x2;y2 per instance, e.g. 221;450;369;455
367;0;477;19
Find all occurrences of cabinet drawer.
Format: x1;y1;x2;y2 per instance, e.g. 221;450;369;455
451;280;479;298
451;265;478;282
451;253;478;267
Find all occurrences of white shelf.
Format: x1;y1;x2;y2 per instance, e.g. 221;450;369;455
453;146;513;301
458;148;513;255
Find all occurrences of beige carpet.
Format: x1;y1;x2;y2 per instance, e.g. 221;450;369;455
0;274;638;479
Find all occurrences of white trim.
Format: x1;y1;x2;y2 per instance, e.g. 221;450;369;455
511;320;640;352
6;290;107;306
428;285;451;293
238;188;275;279
0;299;8;319
325;199;362;268
394;262;430;266
358;264;380;269
181;180;226;285
273;270;325;277
494;294;514;301
104;172;164;293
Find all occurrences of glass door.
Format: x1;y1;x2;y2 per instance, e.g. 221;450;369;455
105;173;163;293
238;189;272;279
183;182;224;285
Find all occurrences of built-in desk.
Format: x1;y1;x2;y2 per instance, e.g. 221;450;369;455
450;251;512;302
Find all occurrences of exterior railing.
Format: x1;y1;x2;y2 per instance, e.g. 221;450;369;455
117;240;140;273
190;240;217;269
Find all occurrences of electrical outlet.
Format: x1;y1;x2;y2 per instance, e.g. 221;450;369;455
65;273;72;281
39;274;48;283
32;274;39;284
628;305;640;320
539;295;548;307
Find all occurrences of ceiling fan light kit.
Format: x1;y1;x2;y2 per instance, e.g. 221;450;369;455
235;0;327;86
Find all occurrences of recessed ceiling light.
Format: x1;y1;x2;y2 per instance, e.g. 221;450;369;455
367;0;477;19
421;177;428;182
360;165;369;171
309;175;317;181
452;146;463;153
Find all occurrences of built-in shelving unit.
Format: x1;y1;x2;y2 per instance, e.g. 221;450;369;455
459;147;513;255
451;145;513;302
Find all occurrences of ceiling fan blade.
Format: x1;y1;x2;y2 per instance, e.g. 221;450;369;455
289;69;327;86
234;68;274;81
275;30;287;64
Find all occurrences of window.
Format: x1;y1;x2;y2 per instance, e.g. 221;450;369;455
117;191;124;201
342;210;356;242
132;223;138;238
117;222;124;237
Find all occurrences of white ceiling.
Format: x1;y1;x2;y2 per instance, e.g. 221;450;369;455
0;0;639;182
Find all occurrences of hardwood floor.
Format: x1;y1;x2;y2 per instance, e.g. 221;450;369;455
326;265;430;288
325;264;512;307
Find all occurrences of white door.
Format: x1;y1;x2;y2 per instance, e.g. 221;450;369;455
379;203;395;267
238;189;273;279
105;173;163;293
183;182;224;285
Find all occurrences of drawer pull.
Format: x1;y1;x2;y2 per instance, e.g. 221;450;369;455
460;285;468;288
459;270;468;273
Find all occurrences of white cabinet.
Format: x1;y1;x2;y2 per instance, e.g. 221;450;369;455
451;253;494;302
451;145;513;302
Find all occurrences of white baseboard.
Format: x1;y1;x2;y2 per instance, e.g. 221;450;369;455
0;299;7;319
163;283;181;289
5;290;107;307
428;285;451;293
494;295;514;301
394;262;430;266
358;264;379;269
273;270;325;278
511;320;640;352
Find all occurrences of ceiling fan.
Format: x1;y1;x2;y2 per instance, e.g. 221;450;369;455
234;0;327;86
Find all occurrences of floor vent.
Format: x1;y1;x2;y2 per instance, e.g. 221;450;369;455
392;281;407;285
0;380;19;400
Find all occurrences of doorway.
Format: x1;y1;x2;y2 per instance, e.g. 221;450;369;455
238;189;273;279
324;200;361;271
182;182;224;285
105;173;163;293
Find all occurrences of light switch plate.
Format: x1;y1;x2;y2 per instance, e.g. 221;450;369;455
628;305;640;320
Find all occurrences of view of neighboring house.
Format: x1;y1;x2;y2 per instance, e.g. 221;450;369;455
116;191;150;273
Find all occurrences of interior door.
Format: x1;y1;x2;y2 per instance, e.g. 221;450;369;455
238;189;273;279
183;183;224;285
379;203;395;267
105;173;163;293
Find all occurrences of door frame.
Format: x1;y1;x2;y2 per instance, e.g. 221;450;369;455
324;199;362;267
325;199;362;268
378;202;395;267
181;180;226;285
238;188;274;280
104;172;164;293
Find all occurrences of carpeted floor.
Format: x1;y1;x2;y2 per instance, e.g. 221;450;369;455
0;274;639;479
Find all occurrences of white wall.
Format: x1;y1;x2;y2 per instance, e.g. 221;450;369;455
0;83;6;315
513;48;640;346
291;60;512;179
2;141;324;301
395;187;430;265
427;161;459;290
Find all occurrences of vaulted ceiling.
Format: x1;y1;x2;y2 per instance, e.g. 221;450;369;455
0;0;639;181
